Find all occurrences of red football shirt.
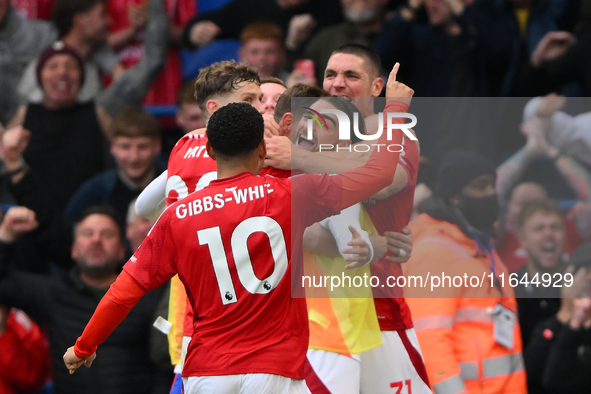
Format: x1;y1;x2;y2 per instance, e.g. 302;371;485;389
363;136;419;330
124;172;342;378
72;99;407;376
166;134;291;206
165;133;292;337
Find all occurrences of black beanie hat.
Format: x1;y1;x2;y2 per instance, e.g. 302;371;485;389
36;41;85;88
435;149;496;201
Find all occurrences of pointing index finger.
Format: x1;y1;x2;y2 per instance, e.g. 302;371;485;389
389;62;400;81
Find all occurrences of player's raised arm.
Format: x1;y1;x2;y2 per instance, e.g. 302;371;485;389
338;63;414;210
291;64;414;229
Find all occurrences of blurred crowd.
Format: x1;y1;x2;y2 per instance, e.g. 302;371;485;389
0;0;591;393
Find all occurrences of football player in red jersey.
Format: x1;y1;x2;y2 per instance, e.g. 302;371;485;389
134;61;286;393
265;44;430;393
63;64;414;393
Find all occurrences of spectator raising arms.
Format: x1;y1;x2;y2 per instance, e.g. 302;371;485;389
6;0;168;214
107;0;195;106
181;0;343;52
18;0;124;105
0;205;173;394
0;0;56;124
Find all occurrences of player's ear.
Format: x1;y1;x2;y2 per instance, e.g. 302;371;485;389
206;99;220;116
257;139;267;160
280;112;292;137
372;77;384;97
206;141;217;161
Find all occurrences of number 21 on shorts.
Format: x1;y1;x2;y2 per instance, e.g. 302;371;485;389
391;379;411;394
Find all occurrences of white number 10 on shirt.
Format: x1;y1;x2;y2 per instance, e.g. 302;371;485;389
197;216;289;305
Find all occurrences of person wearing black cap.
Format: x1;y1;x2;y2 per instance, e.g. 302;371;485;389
522;242;591;394
3;0;168;215
403;149;527;394
419;148;500;238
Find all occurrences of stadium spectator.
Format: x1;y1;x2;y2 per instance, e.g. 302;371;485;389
291;0;392;84
126;199;153;253
238;22;290;81
161;78;206;159
521;0;591;96
0;0;56;124
514;199;566;349
181;0;343;53
496;182;550;272
496;95;591;272
106;0;195;107
260;76;286;116
6;0;168;215
65;107;164;225
543;296;591;393
522;242;591;394
374;0;515;96
522;95;591;169
18;0;124;104
63;68;412;390
0;125;73;274
125;198;174;379
175;79;205;135
0;205;173;394
0;304;52;394
404;149;527;394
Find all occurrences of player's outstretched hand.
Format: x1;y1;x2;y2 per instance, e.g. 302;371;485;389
343;226;372;270
386;63;414;105
383;225;412;263
63;346;96;374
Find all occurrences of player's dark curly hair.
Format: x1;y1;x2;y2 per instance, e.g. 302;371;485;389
207;103;264;158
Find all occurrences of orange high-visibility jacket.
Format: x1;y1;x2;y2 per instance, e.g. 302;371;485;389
404;213;527;394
